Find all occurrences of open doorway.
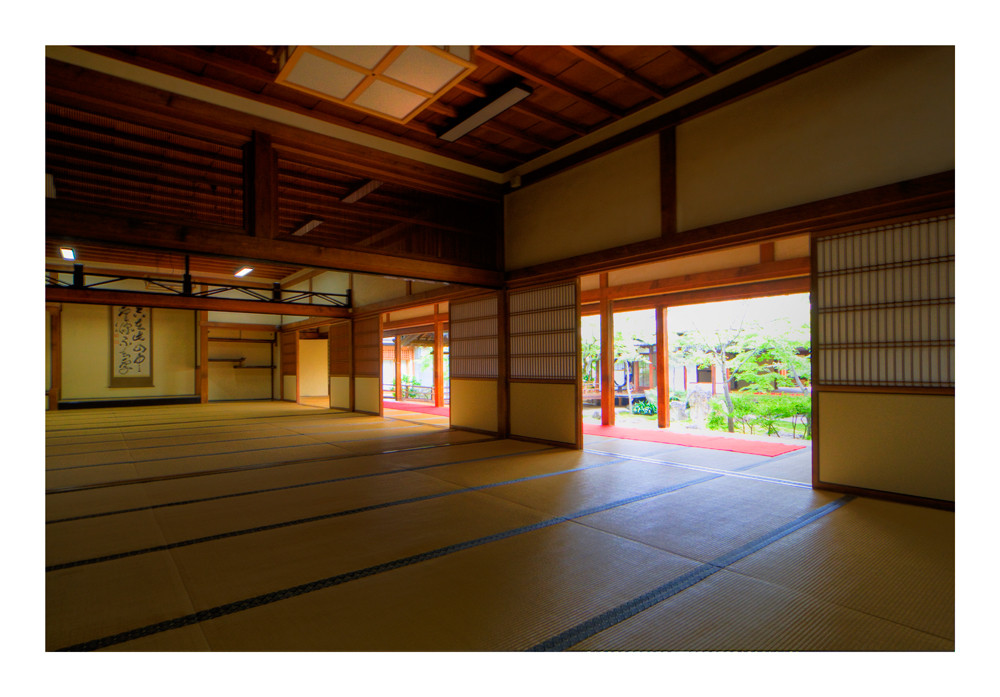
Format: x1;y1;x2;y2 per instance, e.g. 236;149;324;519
582;293;811;445
297;327;329;408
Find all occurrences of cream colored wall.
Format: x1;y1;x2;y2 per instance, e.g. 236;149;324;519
60;304;196;399
504;136;661;270
387;303;442;323
677;46;955;231
352;275;409;307
608;244;762;286
330;376;351;410
282;375;296;402
450;379;498;433
207;311;281;325
818;392;954;502
354;376;381;414
207;333;272;401
297;339;329;396
46;312;52;394
509;382;578;445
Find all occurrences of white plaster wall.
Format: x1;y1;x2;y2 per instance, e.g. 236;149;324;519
677;46;955;231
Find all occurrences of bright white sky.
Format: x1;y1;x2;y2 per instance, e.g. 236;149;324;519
582;293;810;341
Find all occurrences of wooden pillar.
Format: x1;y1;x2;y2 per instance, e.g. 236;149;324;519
198;309;209;403
245;131;277;239
394;336;402;401
433;304;445;407
599;273;615;426
497;290;510;438
655;306;669;429
47;305;61;411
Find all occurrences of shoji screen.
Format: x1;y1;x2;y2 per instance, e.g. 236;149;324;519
813;215;954;504
352;316;381;414
449;293;503;434
508;281;581;448
328;320;352;410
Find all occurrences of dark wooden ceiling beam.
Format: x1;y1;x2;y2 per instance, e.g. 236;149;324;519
560;46;668;99
46;285;349;318
518;46;863;188
48;58;503;203
670;46;718;76
48;200;504;287
46;112;245;166
474;47;625;118
509;102;590;137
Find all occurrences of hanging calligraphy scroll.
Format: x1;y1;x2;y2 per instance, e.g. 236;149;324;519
109;306;153;387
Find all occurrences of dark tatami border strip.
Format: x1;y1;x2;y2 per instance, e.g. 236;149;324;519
45;423;435;472
55;466;730;651
45;437;499;495
527;495;856;651
44;408;366;435
46;445;556;524
47;453;623;571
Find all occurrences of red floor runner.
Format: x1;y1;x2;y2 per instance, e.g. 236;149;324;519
382;400;451;417
582;423;806;457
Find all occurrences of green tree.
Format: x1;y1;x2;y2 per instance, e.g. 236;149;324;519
674;314;810;434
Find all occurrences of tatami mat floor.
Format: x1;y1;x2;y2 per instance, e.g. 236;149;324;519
45;401;953;652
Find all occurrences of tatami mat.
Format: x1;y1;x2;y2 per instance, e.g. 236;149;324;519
45;401;954;652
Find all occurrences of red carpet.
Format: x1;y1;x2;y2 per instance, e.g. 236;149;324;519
383;400;451;417
583;423;806;457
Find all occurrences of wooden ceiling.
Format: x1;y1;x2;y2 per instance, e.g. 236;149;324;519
76;45;770;174
51;45;856;291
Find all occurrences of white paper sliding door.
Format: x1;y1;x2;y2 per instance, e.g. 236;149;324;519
813;215;954;505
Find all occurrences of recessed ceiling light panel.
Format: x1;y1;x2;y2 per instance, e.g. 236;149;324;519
276;46;477;125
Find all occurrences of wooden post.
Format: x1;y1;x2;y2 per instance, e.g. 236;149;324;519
394;336;402;402
497;290;510;437
599;273;615;426
245;131;277;239
47;305;62;411
433;304;445;408
198;309;209;403
655;306;669;428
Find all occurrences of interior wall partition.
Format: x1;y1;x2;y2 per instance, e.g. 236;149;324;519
328;320;353;410
279;330;297;401
508;281;582;448
352;315;382;415
449;292;504;435
812;214;955;506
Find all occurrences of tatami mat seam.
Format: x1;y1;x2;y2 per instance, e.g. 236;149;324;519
46;456;630;571
527;495;856;651
45;437;500;494
583;448;812;489
46;446;557;524
46;427;434;472
52;468;747;651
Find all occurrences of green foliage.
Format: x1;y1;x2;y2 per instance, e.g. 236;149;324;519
631;399;657;415
669;390;687;403
705;393;811;439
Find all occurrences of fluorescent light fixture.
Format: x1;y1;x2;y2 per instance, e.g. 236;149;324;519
60;247;76;260
234;267;254;277
439;86;532;142
291;219;324;237
343;179;383;204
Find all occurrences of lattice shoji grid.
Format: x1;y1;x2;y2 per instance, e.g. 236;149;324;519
509;283;578;381
815;215;955;389
352;317;381;377
449;295;499;379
